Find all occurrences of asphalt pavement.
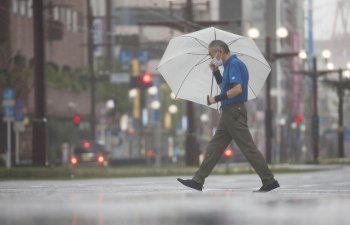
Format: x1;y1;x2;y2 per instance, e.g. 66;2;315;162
1;165;350;225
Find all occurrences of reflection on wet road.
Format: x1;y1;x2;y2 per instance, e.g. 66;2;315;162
1;166;350;225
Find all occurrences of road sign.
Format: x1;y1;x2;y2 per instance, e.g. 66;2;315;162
2;88;15;100
3;107;14;119
110;73;130;84
119;49;132;65
2;88;15;121
14;100;25;122
137;49;149;64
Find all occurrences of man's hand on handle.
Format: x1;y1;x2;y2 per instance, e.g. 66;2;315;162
207;95;216;105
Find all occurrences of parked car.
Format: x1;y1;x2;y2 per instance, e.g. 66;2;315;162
70;140;108;167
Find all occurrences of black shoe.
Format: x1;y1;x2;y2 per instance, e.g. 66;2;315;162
177;178;203;191
254;180;280;192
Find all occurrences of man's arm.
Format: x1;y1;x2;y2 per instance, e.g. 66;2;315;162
226;83;242;98
208;83;242;105
213;70;222;85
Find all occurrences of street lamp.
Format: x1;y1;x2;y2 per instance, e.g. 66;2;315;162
148;86;158;95
296;50;349;162
322;65;350;158
344;70;350;78
299;50;307;60
150;100;161;110
276;27;288;39
347;62;350;70
247;27;260;39
168;104;178;114
248;26;301;164
129;88;138;98
106;99;115;110
326;62;335;70
321;49;332;59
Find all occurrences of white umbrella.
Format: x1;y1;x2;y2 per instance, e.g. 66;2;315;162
157;27;271;109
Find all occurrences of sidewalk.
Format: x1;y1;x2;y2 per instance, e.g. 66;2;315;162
0;163;344;180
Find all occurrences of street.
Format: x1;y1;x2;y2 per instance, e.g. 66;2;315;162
1;166;350;225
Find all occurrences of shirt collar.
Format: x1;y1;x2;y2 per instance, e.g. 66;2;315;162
223;54;237;68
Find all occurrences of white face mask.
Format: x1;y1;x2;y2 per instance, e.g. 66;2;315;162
211;57;223;67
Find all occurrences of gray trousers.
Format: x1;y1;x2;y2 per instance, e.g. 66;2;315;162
193;103;275;186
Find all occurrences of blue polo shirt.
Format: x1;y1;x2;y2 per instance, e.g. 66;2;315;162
220;55;249;107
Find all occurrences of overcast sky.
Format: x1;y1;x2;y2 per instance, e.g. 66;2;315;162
313;0;342;40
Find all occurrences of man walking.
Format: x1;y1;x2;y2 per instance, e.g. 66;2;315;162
177;40;279;192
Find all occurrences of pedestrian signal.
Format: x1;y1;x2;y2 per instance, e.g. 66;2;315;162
74;115;81;126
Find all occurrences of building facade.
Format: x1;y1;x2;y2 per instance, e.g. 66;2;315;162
0;0;89;164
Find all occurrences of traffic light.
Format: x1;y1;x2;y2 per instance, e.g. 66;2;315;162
293;114;303;124
83;141;91;149
129;72;153;88
73;115;81;126
140;72;153;88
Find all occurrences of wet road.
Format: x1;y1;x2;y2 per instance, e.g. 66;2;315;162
1;166;350;225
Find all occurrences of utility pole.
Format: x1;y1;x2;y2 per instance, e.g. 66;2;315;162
183;0;198;166
138;0;229;166
337;69;344;158
264;37;272;164
292;59;344;163
311;56;319;163
105;0;113;72
32;0;47;166
264;0;277;164
87;0;96;140
264;36;299;164
322;69;350;158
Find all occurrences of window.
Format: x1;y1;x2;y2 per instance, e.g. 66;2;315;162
72;10;78;32
19;0;26;16
27;0;32;17
66;8;72;31
60;7;66;24
53;6;60;21
12;0;18;14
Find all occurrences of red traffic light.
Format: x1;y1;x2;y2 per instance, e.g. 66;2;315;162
146;149;154;158
224;148;234;159
74;115;81;125
293;114;303;124
140;72;153;86
83;141;91;149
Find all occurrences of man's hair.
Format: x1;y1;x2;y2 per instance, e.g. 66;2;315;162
208;40;230;53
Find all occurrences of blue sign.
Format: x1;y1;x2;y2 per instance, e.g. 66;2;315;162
2;88;15;100
14;100;25;122
2;88;15;120
137;49;149;64
119;49;132;65
4;107;14;118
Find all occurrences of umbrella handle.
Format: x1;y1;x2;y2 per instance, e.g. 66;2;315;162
210;74;214;96
210;75;220;110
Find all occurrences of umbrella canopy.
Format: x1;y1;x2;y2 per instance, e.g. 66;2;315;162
157;27;271;109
